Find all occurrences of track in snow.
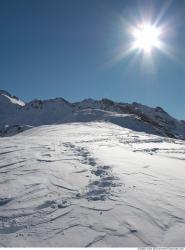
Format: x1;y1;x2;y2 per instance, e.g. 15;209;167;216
0;122;185;247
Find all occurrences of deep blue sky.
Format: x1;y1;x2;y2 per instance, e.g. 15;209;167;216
0;0;185;119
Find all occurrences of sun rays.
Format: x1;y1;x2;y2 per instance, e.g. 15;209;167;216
131;23;162;54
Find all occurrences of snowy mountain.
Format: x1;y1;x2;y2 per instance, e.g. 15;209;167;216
0;90;185;139
0;122;185;247
75;98;185;139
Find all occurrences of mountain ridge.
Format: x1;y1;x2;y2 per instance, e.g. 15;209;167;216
0;89;185;139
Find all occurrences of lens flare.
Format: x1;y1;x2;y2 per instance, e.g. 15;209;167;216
132;23;161;53
104;0;179;71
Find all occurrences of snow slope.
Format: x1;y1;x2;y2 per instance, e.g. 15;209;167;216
0;122;185;247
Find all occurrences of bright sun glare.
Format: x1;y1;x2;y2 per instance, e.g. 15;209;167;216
132;24;161;53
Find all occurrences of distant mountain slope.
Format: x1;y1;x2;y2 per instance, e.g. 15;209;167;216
0;90;185;139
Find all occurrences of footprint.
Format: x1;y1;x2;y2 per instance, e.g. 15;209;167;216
0;197;13;206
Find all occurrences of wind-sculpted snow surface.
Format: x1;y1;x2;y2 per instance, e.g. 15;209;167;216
0;122;185;247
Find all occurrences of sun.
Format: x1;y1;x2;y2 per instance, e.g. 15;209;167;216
132;23;161;53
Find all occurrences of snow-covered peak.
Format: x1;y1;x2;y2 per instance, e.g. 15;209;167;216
0;90;25;124
0;89;25;106
1;93;25;106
